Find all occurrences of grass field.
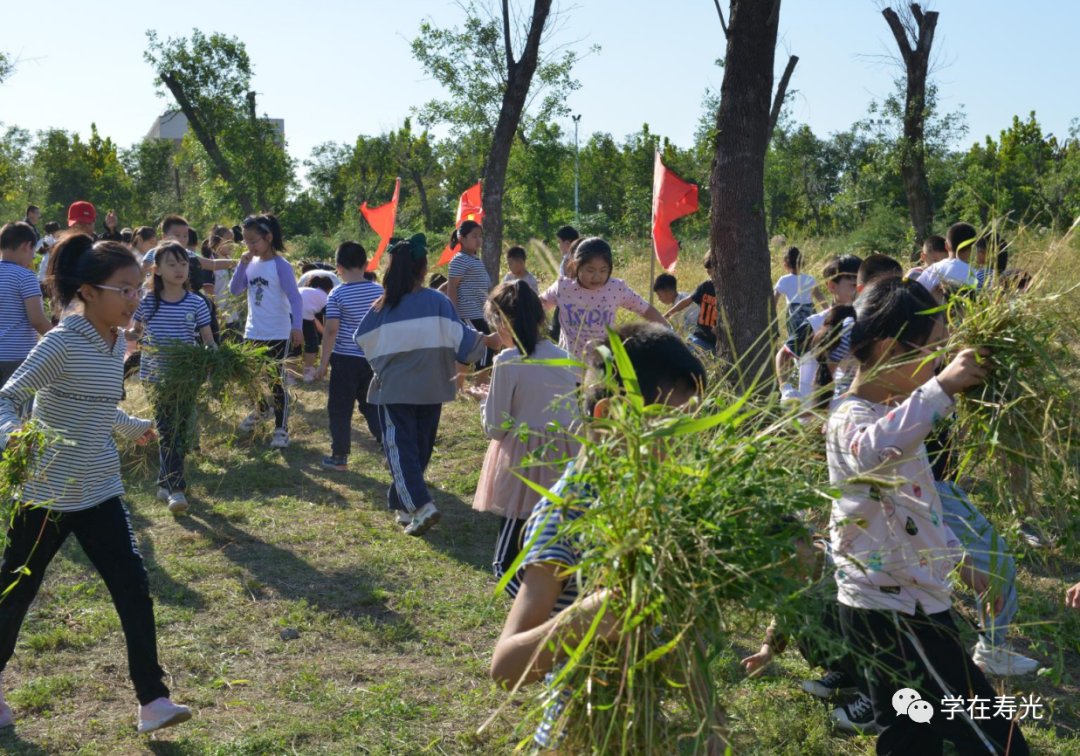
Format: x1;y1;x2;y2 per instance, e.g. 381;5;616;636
1;238;1078;754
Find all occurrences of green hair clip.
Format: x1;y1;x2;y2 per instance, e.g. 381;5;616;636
408;233;427;261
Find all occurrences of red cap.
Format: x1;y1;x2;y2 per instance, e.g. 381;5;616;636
67;200;97;227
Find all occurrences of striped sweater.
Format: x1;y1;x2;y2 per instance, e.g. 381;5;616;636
0;315;151;511
355;288;486;405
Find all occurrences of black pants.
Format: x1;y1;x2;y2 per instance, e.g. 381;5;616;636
493;516;527;592
154;401;191;492
840;605;1029;755
250;338;290;430
327;353;382;456
550;306;561;341
379;403;441;514
797;596;861;689
302;319;321;355
0;359;24;387
468;318;493;370
0;498;169;705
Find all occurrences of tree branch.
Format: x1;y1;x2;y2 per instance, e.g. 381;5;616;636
712;0;728;37
502;0;515;71
881;6;914;67
768;54;798;140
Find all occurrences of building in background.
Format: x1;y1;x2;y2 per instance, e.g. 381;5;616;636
146;111;285;145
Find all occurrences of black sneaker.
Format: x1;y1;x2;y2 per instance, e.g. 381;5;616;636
321;455;348;471
801;669;858;699
831;692;879;734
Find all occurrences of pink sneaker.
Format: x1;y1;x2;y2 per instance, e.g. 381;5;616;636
137;697;192;733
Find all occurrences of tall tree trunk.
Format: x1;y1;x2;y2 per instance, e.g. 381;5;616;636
410;169;433;229
247;90;269;212
708;0;781;389
160;72;256;217
883;3;938;244
480;0;553;284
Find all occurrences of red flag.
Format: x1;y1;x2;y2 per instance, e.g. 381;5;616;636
437;181;484;265
651;152;699;272
359;177;400;272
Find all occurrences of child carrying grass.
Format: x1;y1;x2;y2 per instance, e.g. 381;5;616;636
827;277;1028;754
0;234;190;734
472;280;579;583
541;238;669;363
490;323;709;749
126;241;214;514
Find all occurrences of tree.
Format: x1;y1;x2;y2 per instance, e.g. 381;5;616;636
30;126;133;222
882;3;939;243
0;52;13;84
145;30;294;218
411;0;584;281
707;0;784;386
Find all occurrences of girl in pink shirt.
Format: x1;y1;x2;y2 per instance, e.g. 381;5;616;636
539;238;668;362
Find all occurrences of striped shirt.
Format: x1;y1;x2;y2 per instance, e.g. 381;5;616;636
0;261;43;361
0;315;152;511
505;462;589;615
448;252;491;319
325;280;383;358
134;291;211;382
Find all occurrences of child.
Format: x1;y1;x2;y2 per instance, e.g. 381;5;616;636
905;235;947;284
447;220;493;373
355;235;501;535
653;273;698;332
773;246;823;384
0;234;191;733
550;225;580;341
827;277;1028;754
665;254;719;354
35;222;62;285
126;241;214;514
299;274;333;382
540;237;668;362
130;226;158;267
230;214;304;449
784;254;861;405
472;281;579;582
316;242;384;471
0;222;52;386
491;323;708;749
502;245;538;292
919;222;978;299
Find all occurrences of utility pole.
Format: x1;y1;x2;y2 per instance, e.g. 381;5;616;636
572;113;581;225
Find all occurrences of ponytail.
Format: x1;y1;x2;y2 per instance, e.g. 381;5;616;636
374;234;428;311
47;234;138;309
784;246;802;275
485;280;546;357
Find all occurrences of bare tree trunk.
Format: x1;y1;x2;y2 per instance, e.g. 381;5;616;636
768;54;798;140
708;0;781;389
480;0;553;284
160;72;256;217
883;3;938;243
410;170;433;229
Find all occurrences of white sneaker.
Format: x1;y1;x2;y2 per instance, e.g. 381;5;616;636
973;637;1040;676
156;487;170;502
831;692;879;734
269;428;290;449
137;696;192;733
396;511;412;526
403;502;441;536
166;491;189;515
239;409;273;433
780;383;802;406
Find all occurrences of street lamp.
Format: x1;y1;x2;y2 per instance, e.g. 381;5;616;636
572;114;581;225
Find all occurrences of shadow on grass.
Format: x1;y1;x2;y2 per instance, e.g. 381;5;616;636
173;509;417;637
0;728;49;755
421;485;502;574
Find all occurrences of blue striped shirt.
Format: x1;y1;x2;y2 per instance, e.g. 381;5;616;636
0;261;43;362
505;462;589;615
448;252;491;320
325;280;383;358
134;291;211;382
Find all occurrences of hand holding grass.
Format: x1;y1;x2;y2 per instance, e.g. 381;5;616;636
740;644;774;677
135;428;156;446
959;554;1005;615
936;347;989;397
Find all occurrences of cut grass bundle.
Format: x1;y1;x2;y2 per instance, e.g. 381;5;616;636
146;341;277;454
491;335;834;753
944;279;1080;547
0;420;56;552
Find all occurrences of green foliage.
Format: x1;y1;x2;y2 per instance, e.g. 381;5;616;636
0;51;12;84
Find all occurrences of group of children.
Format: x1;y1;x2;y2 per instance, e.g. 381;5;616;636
0;200;1076;754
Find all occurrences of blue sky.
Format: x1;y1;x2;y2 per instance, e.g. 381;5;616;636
1;0;1076;176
